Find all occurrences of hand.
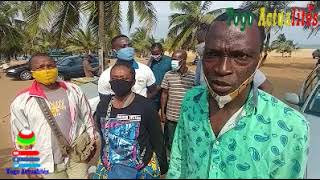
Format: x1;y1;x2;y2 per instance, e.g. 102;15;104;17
160;114;167;123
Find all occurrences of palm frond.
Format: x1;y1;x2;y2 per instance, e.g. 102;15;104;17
127;1;135;31
133;1;157;32
201;1;212;12
51;1;81;47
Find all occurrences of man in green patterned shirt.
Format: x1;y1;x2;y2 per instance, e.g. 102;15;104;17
167;9;310;179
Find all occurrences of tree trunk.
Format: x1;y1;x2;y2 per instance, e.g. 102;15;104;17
98;1;106;72
262;31;271;65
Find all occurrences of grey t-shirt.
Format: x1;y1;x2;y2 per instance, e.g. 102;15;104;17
45;87;72;164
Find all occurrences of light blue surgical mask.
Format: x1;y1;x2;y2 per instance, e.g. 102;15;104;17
171;60;181;71
116;47;135;61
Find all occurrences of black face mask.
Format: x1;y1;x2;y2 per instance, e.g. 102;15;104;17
110;79;133;97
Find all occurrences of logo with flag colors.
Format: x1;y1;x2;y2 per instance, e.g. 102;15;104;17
12;129;40;168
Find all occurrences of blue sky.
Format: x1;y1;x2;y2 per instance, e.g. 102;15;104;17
117;1;320;46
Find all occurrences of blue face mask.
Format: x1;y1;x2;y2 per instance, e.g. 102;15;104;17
116;47;135;61
116;47;139;69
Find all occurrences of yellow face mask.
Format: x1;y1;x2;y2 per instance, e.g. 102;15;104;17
31;68;58;85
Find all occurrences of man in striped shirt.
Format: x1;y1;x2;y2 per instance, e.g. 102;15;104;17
160;50;195;153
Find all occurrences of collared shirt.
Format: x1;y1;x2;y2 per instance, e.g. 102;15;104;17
161;70;195;122
149;55;172;86
167;85;310;179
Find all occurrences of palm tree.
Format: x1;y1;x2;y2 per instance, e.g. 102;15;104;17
65;26;98;54
22;1;157;69
240;1;293;63
130;27;155;57
22;29;56;54
271;33;298;57
167;1;223;51
0;2;24;61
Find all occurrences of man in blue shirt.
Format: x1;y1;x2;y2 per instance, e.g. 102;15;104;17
148;43;172;111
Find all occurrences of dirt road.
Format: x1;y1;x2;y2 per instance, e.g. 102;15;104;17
0;49;316;178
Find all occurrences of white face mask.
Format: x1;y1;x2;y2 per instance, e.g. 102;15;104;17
204;60;262;108
171;60;182;71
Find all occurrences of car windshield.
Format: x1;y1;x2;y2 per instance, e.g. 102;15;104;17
305;85;320;117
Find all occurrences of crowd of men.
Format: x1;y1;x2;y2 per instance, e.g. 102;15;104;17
10;9;309;179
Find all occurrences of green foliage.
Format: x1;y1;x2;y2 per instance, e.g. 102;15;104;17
65;25;98;54
0;2;24;60
167;1;223;51
0;1;158;58
130;27;155;57
271;33;298;57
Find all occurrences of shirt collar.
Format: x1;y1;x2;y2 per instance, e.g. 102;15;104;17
132;60;139;69
28;80;68;99
196;83;258;116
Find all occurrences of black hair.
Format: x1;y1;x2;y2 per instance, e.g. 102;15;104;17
150;43;163;51
212;8;266;52
111;61;136;80
28;53;55;69
111;34;129;45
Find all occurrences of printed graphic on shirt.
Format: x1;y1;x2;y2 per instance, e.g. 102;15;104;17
116;114;142;121
49;100;66;117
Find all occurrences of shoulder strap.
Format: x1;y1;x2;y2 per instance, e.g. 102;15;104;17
35;97;72;156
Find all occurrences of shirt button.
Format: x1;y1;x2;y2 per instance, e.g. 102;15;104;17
215;141;220;145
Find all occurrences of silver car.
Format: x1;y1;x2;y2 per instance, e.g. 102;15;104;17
285;65;320;179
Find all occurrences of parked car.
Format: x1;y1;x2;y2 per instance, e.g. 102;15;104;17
57;55;99;80
284;65;320;179
6;63;32;80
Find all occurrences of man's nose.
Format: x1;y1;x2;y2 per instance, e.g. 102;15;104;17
214;57;232;76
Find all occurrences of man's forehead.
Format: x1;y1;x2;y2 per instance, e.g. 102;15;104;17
117;37;129;43
205;21;261;53
172;52;186;59
152;47;161;51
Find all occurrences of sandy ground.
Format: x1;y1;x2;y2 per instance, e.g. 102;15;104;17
0;49;317;178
